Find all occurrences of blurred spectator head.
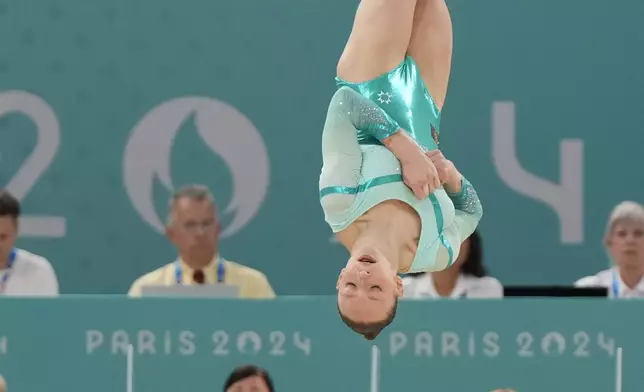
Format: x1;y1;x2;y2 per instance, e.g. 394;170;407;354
0;189;20;263
452;230;487;277
224;365;274;392
165;185;220;262
0;374;6;392
604;201;644;270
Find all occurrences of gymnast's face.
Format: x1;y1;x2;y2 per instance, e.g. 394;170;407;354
336;252;403;326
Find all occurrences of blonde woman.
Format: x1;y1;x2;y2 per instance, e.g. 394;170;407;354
575;201;644;298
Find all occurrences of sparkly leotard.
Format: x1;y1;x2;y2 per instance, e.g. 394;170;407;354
336;56;441;151
319;57;482;272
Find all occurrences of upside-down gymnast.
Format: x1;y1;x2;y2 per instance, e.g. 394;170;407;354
318;0;483;339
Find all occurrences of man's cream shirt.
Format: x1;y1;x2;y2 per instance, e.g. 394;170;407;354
128;256;275;298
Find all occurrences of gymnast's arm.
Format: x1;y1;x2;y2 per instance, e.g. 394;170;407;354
322;86;422;161
442;175;483;247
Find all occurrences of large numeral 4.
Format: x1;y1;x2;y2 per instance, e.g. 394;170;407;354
0;91;65;237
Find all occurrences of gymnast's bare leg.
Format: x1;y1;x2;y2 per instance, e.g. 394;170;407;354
407;0;453;110
337;0;418;83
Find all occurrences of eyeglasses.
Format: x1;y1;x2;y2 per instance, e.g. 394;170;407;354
180;219;216;233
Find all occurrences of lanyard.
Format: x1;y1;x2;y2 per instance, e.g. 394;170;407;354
611;270;620;298
174;256;225;284
0;249;17;294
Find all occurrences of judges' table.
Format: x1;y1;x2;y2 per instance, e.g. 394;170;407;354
0;297;639;392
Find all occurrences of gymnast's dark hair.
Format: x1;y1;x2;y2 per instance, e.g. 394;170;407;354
459;230;487;278
0;189;20;221
338;297;398;340
223;365;275;392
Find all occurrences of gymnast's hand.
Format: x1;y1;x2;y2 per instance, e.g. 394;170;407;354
383;131;441;199
426;149;462;193
400;149;441;199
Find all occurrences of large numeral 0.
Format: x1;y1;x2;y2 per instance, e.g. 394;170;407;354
0;91;65;237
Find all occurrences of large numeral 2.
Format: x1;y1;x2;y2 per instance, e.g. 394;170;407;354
0;90;65;237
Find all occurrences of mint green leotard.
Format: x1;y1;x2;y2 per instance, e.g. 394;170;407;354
337;56;441;151
319;57;482;273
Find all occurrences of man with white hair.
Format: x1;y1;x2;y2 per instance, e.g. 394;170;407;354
575;201;644;298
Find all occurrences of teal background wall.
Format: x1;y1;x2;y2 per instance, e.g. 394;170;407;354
0;0;643;294
0;297;640;392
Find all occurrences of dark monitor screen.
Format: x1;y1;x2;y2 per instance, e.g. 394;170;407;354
503;286;608;298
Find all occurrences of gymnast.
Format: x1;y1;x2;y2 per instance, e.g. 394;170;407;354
319;0;482;339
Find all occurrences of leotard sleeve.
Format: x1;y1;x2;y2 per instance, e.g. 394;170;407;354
321;86;402;158
319;86;404;217
442;176;483;251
